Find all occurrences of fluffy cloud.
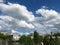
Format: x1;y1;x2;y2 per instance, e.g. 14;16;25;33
36;8;60;34
0;16;34;30
0;2;60;35
0;2;35;34
0;3;35;21
36;8;58;18
0;2;35;35
0;15;35;35
17;20;34;29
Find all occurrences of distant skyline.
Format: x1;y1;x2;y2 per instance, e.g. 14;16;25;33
0;0;60;35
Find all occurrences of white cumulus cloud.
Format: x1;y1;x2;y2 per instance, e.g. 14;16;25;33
36;8;60;34
0;16;34;30
0;3;35;21
0;2;60;35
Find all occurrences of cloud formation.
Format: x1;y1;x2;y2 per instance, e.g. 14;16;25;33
0;3;35;21
0;3;35;34
0;2;60;35
0;16;34;30
36;8;60;34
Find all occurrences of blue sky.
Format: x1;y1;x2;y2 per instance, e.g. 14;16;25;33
0;0;60;35
5;0;60;18
6;0;60;12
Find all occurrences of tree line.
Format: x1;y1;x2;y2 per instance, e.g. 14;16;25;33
18;31;60;45
0;31;60;45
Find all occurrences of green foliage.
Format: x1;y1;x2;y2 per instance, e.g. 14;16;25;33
54;33;60;45
0;32;60;45
43;35;50;45
55;39;60;45
0;33;5;40
49;36;54;45
26;36;33;45
0;33;13;41
19;35;33;45
33;31;42;45
19;35;27;44
54;33;60;36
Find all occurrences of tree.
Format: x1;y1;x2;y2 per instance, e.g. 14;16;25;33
43;35;50;45
26;36;33;45
0;33;13;45
33;31;41;45
19;35;33;45
55;38;60;45
0;33;4;40
53;33;60;36
54;33;60;45
19;35;27;45
49;32;55;45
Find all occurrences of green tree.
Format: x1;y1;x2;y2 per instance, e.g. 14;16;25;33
54;33;60;36
19;35;27;45
0;33;13;45
55;38;60;45
0;33;4;40
49;32;55;45
19;35;33;45
33;31;41;45
43;35;50;45
54;33;60;45
26;36;33;45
